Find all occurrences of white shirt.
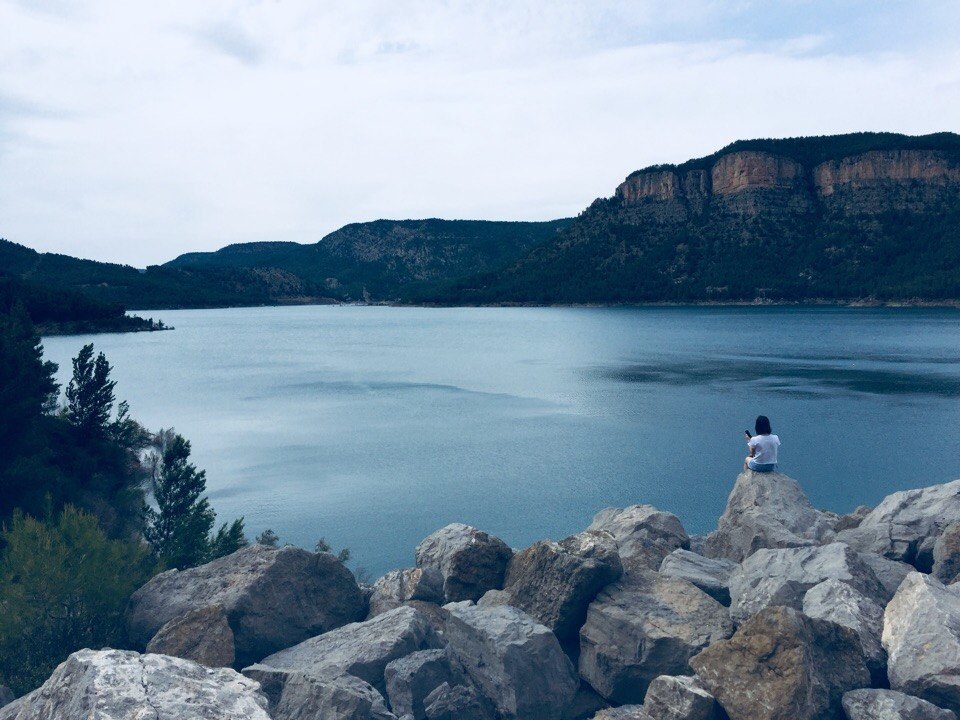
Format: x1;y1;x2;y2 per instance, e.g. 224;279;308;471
748;434;780;464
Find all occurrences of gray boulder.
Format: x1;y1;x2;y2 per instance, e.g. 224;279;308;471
444;604;578;720
245;605;442;695
415;524;513;603
803;579;887;684
836;479;960;570
704;471;835;562
691;606;870;720
659;549;738;605
836;506;875;532
0;649;269;720
146;604;235;668
641;675;721;720
477;589;512;607
728;543;887;623
503;532;622;641
368;568;445;618
587;505;689;572
266;671;397;720
842;689;957;720
933;523;960;585
859;553;915;603
422;682;495;720
384;649;465;720
882;572;960;713
127;544;365;667
579;571;733;704
589;707;646;719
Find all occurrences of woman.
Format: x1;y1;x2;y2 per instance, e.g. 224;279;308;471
744;415;780;472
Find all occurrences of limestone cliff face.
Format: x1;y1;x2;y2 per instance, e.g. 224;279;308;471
616;147;960;218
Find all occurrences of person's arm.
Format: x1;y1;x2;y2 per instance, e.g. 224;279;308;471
747;437;757;458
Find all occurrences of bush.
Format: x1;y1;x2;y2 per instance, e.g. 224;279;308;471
0;505;156;694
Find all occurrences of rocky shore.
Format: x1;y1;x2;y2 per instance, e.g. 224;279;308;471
2;470;959;720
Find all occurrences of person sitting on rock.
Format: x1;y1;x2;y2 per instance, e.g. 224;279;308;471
744;415;780;473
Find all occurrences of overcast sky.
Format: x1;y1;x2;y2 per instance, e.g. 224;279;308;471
2;1;959;267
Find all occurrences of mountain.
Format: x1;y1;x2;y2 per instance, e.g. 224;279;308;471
165;219;573;301
409;132;960;304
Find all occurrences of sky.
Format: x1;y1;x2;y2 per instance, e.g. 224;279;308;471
2;1;960;267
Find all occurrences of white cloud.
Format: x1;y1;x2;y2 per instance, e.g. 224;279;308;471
0;0;958;265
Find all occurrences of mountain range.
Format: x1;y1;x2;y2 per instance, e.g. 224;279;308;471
3;131;960;328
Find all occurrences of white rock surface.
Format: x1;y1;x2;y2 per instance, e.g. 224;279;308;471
587;505;689;571
0;649;270;720
842;688;957;720
882;572;960;714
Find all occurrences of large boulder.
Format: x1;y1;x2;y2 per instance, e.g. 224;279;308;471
587;505;689;572
146;604;235;668
659;549;738;605
0;649;270;720
859;552;915;603
802;579;887;684
704;471;835;562
589;708;645;719
836;479;960;570
265;671;397;720
415;524;513;603
579;571;733;704
933;523;960;585
422;682;495;720
640;675;722;720
368;568;445;618
690;606;870;720
882;572;960;713
127;544;366;667
244;605;442;695
842;689;957;720
728;543;887;623
384;649;466;720
503;531;622;642
444;604;578;720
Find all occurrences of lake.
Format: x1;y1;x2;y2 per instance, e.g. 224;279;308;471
42;306;960;578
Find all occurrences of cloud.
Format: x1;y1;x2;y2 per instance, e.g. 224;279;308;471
0;0;958;266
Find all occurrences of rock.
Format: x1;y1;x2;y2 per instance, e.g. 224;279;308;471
444;604;578;720
578;571;733;704
0;649;269;720
265;670;397;720
127;544;365;667
146;604;235;668
691;606;870;720
842;688;957;719
415;523;513;603
245;605;442;695
589;707;646;720
384;649;465;720
422;682;495;720
659;549;738;605
641;675;720;720
882;572;960;713
0;688;12;709
728;543;887;623
368;568;445;618
704;471;835;562
503;533;622;641
859;553;916;603
933;523;960;584
836;506;874;532
477;589;512;607
835;479;960;570
803;579;887;684
587;505;689;571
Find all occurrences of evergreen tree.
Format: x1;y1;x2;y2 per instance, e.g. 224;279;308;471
209;518;248;559
65;344;116;438
256;529;279;547
0;303;58;447
143;433;215;569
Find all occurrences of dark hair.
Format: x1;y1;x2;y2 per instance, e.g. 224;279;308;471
755;415;772;435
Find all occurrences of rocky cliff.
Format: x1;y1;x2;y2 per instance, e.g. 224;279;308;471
5;472;960;720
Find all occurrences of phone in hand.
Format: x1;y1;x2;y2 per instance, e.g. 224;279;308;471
744;430;752;439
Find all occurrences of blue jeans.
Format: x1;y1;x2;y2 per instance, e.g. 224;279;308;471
748;460;777;472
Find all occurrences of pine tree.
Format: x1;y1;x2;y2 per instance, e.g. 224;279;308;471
65;344;116;438
209;518;248;559
0;303;59;446
143;433;215;569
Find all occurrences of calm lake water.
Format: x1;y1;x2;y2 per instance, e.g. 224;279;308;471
42;306;960;577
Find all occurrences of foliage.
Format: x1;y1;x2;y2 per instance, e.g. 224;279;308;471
210;518;248;559
66;343;117;438
315;536;351;563
0;505;156;695
256;529;279;547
